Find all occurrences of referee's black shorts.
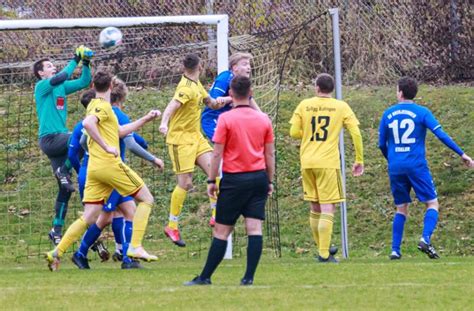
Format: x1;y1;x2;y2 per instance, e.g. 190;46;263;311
216;170;269;226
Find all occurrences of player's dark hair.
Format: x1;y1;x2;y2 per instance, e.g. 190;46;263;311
33;58;49;80
398;76;418;100
315;73;334;93
183;53;200;71
93;71;112;93
230;75;252;100
80;89;96;109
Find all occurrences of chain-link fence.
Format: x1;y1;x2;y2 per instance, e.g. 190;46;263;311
1;0;472;84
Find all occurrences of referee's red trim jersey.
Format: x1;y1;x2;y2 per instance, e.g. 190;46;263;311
212;105;274;173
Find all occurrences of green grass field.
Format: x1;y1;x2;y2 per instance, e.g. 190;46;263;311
0;256;473;310
1;84;473;309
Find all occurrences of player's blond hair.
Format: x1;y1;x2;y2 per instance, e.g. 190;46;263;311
111;76;128;104
229;52;253;69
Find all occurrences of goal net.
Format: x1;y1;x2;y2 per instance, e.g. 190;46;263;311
0;11;335;261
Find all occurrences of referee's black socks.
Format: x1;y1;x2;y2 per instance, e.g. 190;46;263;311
200;237;228;280
243;235;263;281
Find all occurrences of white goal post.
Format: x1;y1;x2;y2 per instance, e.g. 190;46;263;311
0;15;229;73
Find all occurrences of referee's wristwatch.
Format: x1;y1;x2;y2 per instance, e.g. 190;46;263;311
207;179;216;184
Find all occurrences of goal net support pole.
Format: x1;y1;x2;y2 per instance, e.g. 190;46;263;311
329;8;349;259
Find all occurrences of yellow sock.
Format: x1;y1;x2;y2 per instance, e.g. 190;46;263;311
309;211;321;247
210;177;221;218
131;202;153;248
168;186;187;230
56;217;88;257
318;213;334;259
210;197;217;218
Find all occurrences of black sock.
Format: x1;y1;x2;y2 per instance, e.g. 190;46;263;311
200;237;228;280
244;235;263;281
52;188;71;234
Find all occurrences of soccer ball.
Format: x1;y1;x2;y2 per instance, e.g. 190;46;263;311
99;27;123;49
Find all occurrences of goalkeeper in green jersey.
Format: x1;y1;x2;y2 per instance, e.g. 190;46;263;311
33;46;93;245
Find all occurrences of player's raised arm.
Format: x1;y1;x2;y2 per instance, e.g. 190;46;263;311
118;110;161;138
63;46;94;95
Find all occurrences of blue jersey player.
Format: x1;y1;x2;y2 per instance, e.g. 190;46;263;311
201;52;260;225
378;77;473;260
201;52;260;141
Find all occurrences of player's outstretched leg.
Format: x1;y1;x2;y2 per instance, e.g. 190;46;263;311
45;216;88;271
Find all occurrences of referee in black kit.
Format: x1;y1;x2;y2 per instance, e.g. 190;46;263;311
185;76;275;286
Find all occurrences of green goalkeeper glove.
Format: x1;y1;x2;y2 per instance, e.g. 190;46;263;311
74;45;95;63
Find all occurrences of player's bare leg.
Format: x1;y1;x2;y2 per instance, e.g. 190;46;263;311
46;204;101;271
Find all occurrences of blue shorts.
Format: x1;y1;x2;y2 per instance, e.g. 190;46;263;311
103;190;133;212
78;166;133;211
389;169;437;205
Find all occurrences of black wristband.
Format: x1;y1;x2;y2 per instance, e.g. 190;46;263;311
82;59;90;67
207;179;216;184
269;181;274;184
74;54;81;63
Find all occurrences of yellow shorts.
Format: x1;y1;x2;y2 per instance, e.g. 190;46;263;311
302;168;345;204
168;135;213;174
83;162;144;204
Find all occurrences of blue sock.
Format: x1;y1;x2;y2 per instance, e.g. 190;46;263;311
112;217;124;251
122;220;133;263
422;209;439;244
391;213;406;254
78;224;102;257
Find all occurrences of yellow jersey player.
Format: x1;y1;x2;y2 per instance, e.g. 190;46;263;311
159;53;228;247
45;71;161;271
289;73;364;263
